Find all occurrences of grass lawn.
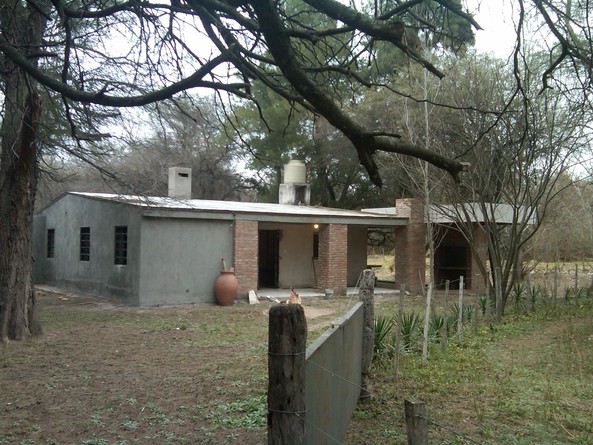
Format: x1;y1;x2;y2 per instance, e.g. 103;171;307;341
347;295;593;444
2;285;593;444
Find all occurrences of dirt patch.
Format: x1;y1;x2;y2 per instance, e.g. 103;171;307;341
1;290;352;445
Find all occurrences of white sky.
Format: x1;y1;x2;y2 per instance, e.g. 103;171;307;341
471;1;519;58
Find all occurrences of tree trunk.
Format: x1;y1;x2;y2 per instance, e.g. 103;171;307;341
0;89;43;342
0;0;48;342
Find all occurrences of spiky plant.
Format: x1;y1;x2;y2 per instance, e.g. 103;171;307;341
510;282;529;313
429;313;445;342
400;312;421;352
374;315;395;357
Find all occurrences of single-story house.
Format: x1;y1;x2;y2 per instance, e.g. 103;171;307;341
33;164;532;305
32;167;408;306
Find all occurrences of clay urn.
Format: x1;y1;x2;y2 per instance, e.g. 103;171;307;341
215;270;239;306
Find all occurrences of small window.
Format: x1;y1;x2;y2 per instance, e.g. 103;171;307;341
47;229;55;258
313;232;319;259
114;226;128;265
80;227;90;261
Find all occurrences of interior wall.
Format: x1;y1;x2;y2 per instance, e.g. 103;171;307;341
434;226;471;289
347;226;368;286
259;222;317;288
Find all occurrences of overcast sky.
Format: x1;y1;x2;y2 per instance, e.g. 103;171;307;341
471;0;518;57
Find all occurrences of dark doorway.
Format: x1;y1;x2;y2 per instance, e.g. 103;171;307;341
435;244;470;289
258;230;280;288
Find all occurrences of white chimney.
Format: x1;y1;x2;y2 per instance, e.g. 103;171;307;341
168;167;192;199
279;160;311;205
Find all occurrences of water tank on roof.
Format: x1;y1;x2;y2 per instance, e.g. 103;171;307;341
283;160;306;184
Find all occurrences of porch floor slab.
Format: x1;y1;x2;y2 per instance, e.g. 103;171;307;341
256;286;397;300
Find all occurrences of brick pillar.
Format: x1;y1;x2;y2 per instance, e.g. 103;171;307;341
394;199;426;294
317;224;347;295
233;220;258;296
471;223;489;292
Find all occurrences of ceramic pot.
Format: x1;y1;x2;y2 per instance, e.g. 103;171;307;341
215;270;239;306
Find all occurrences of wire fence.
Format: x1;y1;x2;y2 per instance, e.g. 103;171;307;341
269;354;487;445
267;274;489;445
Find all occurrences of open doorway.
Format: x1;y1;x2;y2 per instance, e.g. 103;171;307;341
435;244;470;289
258;230;280;288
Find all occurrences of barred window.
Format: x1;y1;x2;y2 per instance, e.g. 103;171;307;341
80;227;90;261
114;226;128;265
47;229;55;258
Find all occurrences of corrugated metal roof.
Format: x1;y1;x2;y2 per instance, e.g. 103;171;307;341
71;192;405;222
363;203;536;224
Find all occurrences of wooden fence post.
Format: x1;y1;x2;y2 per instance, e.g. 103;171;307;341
575;264;579;292
553;265;558;308
393;284;405;383
440;280;449;353
268;304;307;445
422;282;433;366
405;399;428;445
359;269;375;399
457;276;464;341
473;288;479;335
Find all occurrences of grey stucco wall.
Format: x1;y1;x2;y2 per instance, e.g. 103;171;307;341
347;226;368;286
32;214;48;282
138;217;234;305
305;302;363;444
33;194;142;305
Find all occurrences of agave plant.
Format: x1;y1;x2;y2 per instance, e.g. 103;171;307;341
477;294;492;316
428;313;445;342
464;304;476;322
528;285;547;311
510;282;529;313
374;315;395;356
400;311;421;352
564;287;574;303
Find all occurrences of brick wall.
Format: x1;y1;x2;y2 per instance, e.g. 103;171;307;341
317;224;347;295
233;220;258;295
394;199;426;294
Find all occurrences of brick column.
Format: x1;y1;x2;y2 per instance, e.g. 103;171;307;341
394;199;426;294
317;223;347;295
233;220;258;296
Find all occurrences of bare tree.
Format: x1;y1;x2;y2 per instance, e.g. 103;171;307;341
436;52;591;316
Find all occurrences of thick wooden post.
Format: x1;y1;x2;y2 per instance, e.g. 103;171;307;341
359;269;375;399
405;399;428;445
268;304;307;445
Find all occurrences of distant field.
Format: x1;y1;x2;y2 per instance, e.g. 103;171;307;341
367;253;395;281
